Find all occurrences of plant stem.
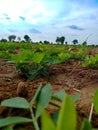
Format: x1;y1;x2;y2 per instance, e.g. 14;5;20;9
89;103;93;122
30;107;40;130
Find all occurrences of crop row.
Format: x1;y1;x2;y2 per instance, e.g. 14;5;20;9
0;42;98;80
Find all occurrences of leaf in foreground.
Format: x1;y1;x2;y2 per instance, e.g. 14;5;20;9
93;89;98;113
0;117;32;128
57;95;77;130
52;111;59;124
35;83;52;118
41;111;56;130
71;93;81;103
1;97;30;109
52;90;66;101
80;118;92;130
2;127;13;130
30;84;42;106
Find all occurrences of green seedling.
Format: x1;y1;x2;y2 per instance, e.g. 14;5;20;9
0;83;81;130
0;83;52;130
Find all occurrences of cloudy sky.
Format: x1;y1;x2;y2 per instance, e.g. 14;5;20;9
0;0;98;44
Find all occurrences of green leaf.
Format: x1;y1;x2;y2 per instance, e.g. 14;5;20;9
1;97;30;109
0;116;32;128
2;127;13;130
41;111;56;130
57;95;77;130
93;89;98;113
52;111;59;124
71;93;81;103
30;84;42;106
80;118;92;130
33;52;45;63
35;83;52;118
52;90;66;101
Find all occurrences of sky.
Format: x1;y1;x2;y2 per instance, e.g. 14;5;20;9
0;0;98;44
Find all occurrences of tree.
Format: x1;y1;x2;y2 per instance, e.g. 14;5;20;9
65;41;68;45
82;41;87;46
82;35;91;46
60;36;65;44
21;40;25;43
17;37;21;42
56;36;65;44
56;37;60;44
8;35;16;42
0;39;7;42
72;39;78;45
24;35;31;42
44;40;50;44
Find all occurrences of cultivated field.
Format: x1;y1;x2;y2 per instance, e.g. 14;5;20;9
0;42;98;130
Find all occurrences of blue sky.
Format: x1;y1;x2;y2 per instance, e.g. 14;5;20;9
0;0;98;44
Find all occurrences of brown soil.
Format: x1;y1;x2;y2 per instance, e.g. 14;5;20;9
0;48;98;129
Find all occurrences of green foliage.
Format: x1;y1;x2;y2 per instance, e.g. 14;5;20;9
58;50;74;62
24;35;31;42
71;93;81;103
0;83;81;130
74;48;88;60
0;38;7;42
42;90;98;130
52;90;66;101
0;50;11;60
80;118;92;130
41;111;56;130
82;54;98;68
35;83;52;119
30;84;42;106
2;127;13;130
0;117;32;128
72;39;78;45
11;49;49;80
0;41;98;130
41;95;77;130
1;42;96;81
1;97;30;109
57;95;77;130
8;35;16;42
82;41;87;46
55;36;65;44
93;89;98;113
2;83;98;130
0;84;52;130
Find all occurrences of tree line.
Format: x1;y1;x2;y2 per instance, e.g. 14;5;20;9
0;34;31;43
0;34;87;45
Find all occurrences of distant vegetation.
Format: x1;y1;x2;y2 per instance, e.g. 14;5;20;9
0;34;92;45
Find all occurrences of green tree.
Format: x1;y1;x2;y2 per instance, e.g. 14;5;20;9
60;36;65;44
82;41;87;46
56;36;65;44
44;40;50;44
24;35;31;42
65;41;68;45
72;39;78;45
8;35;16;42
56;37;60;44
0;38;7;42
82;34;92;46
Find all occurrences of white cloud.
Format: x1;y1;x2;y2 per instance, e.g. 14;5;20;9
0;0;57;24
0;0;98;44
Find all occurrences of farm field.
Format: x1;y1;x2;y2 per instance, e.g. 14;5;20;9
0;42;98;129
